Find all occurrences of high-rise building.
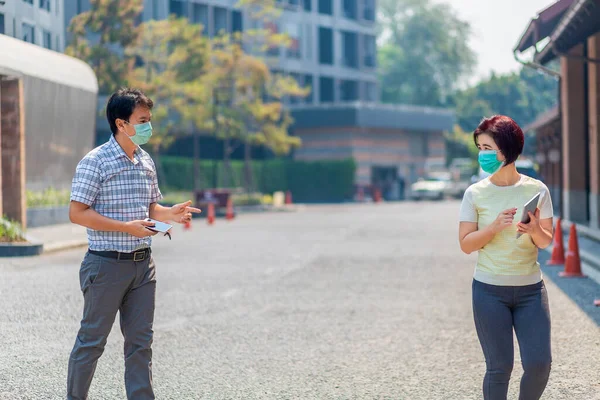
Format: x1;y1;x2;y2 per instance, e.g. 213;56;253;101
62;0;379;105
0;0;65;51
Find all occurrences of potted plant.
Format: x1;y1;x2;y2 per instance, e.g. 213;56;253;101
0;218;43;257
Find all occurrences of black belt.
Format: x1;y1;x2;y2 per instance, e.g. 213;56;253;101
89;248;151;262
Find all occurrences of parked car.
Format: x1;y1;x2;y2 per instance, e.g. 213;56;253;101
409;173;453;201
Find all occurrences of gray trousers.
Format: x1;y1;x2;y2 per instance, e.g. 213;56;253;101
67;252;156;400
472;279;552;400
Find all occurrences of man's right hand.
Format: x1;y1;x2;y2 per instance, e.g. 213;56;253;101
125;220;158;238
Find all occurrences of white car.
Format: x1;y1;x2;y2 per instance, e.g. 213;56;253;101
409;175;452;201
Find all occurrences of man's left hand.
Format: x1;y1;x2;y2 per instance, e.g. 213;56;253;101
170;200;202;224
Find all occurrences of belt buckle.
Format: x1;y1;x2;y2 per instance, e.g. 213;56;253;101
133;250;146;262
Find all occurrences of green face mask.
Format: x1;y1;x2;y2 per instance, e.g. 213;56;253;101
126;121;153;146
478;150;504;174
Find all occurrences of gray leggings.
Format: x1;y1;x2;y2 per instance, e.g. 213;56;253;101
472;279;552;400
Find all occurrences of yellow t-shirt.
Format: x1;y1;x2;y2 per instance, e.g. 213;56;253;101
459;174;553;286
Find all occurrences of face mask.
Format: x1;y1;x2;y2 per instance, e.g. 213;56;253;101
125;121;152;146
478;150;504;174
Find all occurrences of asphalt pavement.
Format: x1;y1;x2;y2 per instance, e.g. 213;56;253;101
1;201;599;399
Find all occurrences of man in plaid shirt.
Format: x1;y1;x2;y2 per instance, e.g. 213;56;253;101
67;88;200;399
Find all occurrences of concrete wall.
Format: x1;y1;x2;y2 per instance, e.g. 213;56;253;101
22;75;97;191
0;77;26;227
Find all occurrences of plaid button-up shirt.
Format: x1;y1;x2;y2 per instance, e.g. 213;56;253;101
70;135;163;252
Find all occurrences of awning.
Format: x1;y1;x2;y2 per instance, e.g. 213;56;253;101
523;106;560;133
514;0;575;53
537;0;600;64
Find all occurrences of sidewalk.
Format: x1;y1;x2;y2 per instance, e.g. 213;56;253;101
26;223;88;254
23;205;305;254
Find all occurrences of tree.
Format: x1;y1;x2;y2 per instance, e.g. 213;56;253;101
126;17;212;186
378;0;476;106
65;0;143;94
205;32;307;190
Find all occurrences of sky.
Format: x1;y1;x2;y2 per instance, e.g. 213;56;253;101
435;0;557;85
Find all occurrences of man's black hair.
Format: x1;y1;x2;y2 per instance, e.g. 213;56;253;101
106;88;154;135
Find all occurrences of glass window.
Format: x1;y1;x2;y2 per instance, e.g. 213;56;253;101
40;0;51;12
285;22;301;59
22;23;35;44
318;0;332;15
318;27;333;65
0;13;5;35
43;30;52;49
214;7;228;35
320;76;334;103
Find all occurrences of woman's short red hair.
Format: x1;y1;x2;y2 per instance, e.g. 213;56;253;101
473;115;524;165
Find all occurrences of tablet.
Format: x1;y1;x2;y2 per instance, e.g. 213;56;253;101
145;218;173;233
516;192;541;238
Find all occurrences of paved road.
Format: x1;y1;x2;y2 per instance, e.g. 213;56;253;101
1;201;599;399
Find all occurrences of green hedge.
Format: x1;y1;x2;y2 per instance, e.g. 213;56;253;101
159;156;356;203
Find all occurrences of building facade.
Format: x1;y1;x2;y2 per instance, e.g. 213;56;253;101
0;0;65;51
291;103;453;190
515;0;600;233
63;0;378;105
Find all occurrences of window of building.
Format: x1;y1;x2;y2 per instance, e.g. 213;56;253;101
288;0;300;7
364;82;377;102
285;22;301;59
303;0;312;12
43;30;52;49
214;7;228;35
232;10;243;33
265;22;281;57
363;0;375;21
40;0;51;12
56;35;60;51
318;26;333;65
304;74;314;104
192;3;209;31
22;23;35;44
318;0;332;15
320;76;334;103
289;73;303;105
76;0;82;14
343;0;357;20
340;80;358;101
169;0;186;18
363;34;376;68
23;0;34;5
341;31;358;69
0;13;4;35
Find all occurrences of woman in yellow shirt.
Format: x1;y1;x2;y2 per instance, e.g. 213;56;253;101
459;115;554;400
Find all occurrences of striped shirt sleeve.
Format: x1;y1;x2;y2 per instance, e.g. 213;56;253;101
70;156;102;206
149;158;163;204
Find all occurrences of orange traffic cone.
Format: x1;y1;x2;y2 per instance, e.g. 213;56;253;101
594;299;600;307
559;224;585;278
547;218;565;265
226;197;234;221
357;187;364;202
207;203;215;226
374;188;382;203
285;191;293;205
184;220;191;230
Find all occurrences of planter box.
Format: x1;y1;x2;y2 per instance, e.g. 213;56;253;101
27;206;70;228
0;241;43;257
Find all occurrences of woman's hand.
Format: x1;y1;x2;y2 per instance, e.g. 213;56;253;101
489;208;517;234
517;208;541;236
